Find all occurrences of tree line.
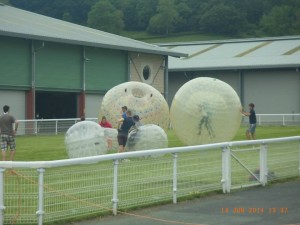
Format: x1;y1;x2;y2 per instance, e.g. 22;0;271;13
5;0;300;37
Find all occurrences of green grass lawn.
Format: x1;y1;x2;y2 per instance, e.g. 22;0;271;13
14;125;300;161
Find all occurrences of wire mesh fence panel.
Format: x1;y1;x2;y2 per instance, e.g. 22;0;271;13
118;155;174;209
4;169;38;225
267;141;300;180
177;149;222;197
43;163;114;223
0;136;299;225
230;146;261;188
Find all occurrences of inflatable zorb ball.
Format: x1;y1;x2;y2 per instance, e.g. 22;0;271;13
99;82;169;130
103;128;118;151
65;121;107;158
126;124;168;151
170;77;242;145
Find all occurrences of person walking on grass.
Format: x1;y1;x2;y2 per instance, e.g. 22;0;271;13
117;109;135;153
241;103;257;140
0;105;19;161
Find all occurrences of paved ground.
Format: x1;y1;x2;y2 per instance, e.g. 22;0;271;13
72;179;300;225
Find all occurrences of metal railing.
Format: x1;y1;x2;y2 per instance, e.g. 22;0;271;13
255;114;300;126
16;114;300;136
16;118;98;135
0;136;299;225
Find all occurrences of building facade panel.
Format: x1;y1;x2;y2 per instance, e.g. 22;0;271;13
35;41;82;91
0;90;26;120
243;69;300;114
85;93;103;119
0;36;31;88
129;53;165;94
85;47;128;92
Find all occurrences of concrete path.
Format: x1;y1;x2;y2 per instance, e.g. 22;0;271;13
72;179;300;225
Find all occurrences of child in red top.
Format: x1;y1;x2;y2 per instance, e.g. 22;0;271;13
99;116;112;128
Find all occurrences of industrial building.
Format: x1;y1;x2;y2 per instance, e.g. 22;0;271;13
160;36;300;114
0;3;186;120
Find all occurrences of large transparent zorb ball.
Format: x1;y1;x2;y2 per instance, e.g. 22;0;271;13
65;121;108;158
170;77;242;145
99;82;169;130
103;128;118;151
126;124;168;151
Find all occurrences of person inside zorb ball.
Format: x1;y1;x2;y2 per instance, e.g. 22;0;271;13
65;121;108;158
170;77;242;146
99;81;170;131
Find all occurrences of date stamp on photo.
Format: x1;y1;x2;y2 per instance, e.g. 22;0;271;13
221;207;288;215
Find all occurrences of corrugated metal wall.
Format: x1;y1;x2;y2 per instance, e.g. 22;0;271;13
35;42;82;91
85;47;128;92
0;90;26;120
85;93;103;119
169;69;300;114
0;36;129;118
243;69;300;114
0;36;31;89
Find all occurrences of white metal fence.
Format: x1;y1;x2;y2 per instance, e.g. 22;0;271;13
0;136;299;225
255;114;300;126
16;114;300;136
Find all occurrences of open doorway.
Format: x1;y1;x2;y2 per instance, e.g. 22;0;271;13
36;92;77;119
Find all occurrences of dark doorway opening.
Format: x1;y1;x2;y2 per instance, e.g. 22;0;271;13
36;92;77;119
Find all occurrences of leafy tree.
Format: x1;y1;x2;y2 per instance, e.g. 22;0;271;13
199;3;247;35
147;0;178;35
62;12;72;22
7;0;300;37
260;5;300;35
0;0;10;5
135;0;158;31
174;1;192;32
112;0;138;31
87;0;124;34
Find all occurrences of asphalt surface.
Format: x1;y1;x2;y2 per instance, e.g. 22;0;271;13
72;179;300;225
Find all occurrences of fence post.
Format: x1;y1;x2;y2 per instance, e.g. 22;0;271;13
55;121;58;135
282;115;285;126
221;146;231;193
259;144;268;186
112;159;119;216
172;153;178;204
0;168;5;225
36;168;45;225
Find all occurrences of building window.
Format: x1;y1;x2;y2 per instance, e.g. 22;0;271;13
142;65;151;81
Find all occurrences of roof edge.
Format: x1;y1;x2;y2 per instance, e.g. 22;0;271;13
157;35;300;47
169;64;300;72
0;31;188;58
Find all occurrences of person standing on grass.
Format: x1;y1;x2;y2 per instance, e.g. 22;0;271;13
241;103;257;140
117;109;135;153
0;105;19;161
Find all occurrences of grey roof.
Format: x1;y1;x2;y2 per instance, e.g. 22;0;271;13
0;4;187;58
158;36;300;71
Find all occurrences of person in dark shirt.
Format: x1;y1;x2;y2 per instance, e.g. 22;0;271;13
241;103;257;140
117;110;135;153
0;105;19;161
